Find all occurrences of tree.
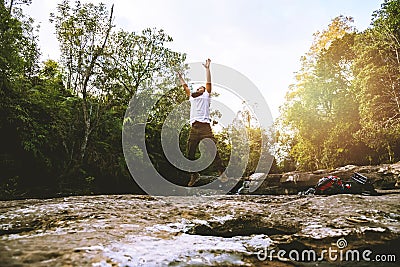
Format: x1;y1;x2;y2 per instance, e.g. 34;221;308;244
278;16;359;170
0;0;44;199
108;27;186;183
0;0;38;89
50;0;114;166
352;0;400;163
105;27;185;104
4;0;32;13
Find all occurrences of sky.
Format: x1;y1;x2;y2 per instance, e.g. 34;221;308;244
23;0;384;119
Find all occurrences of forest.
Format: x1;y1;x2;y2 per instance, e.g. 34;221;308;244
1;0;399;199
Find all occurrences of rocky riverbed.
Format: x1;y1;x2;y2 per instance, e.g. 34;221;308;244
1;193;399;266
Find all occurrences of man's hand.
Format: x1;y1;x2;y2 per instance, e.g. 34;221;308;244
202;58;211;69
177;71;191;97
177;71;186;84
203;59;211;93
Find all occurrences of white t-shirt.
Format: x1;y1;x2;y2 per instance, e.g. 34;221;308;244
189;91;211;124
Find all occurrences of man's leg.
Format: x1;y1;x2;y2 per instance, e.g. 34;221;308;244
187;126;200;186
207;136;224;174
187;128;200;161
200;124;225;174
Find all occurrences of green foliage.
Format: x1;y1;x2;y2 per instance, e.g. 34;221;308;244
276;2;400;171
106;28;186;103
2;0;400;199
0;0;47;198
0;0;38;87
278;16;360;170
49;0;115;169
352;0;400;163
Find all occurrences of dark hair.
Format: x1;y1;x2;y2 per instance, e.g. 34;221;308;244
191;90;204;98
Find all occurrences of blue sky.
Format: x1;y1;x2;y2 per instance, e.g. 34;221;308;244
24;0;383;119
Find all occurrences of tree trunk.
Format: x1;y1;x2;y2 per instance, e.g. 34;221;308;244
77;4;114;162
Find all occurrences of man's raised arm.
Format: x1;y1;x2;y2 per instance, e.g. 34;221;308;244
178;72;191;97
203;58;212;93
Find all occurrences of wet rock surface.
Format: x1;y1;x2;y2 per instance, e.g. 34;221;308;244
1;193;399;266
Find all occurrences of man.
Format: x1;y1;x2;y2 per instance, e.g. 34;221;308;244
178;59;225;186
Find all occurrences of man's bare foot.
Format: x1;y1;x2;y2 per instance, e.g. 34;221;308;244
188;173;200;187
218;171;229;183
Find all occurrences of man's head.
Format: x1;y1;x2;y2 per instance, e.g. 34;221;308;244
197;86;205;93
191;86;206;98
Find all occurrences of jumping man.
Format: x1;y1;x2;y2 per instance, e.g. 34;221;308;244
178;59;225;186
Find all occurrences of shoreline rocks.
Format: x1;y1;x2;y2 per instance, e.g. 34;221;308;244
248;162;400;195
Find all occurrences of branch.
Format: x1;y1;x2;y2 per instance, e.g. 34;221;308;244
82;4;114;100
8;0;14;14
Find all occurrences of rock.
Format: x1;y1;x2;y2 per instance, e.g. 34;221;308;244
0;194;399;266
248;163;400;195
188;163;400;195
389;162;400;175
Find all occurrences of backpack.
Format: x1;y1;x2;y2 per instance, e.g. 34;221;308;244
300;172;378;196
344;172;378;195
315;176;344;194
